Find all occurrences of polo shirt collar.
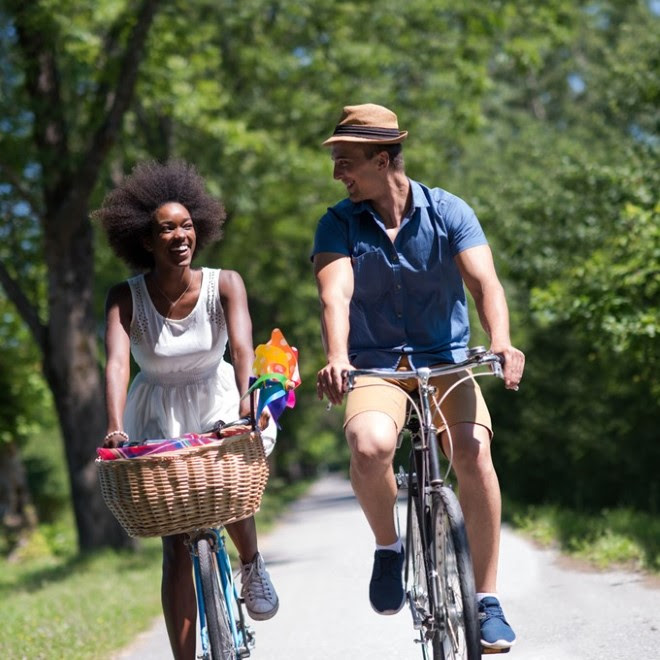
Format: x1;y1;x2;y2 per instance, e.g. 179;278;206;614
351;178;430;216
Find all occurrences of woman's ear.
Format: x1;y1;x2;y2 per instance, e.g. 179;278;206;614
143;236;153;252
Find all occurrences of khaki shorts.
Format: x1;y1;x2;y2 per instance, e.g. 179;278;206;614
344;356;492;436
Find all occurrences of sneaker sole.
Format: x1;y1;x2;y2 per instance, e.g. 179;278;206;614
247;600;279;621
370;594;406;616
481;639;515;652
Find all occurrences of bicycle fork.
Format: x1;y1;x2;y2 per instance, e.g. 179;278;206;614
405;435;451;646
213;531;255;658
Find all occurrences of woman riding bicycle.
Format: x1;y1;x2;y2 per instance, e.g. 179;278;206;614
93;159;279;660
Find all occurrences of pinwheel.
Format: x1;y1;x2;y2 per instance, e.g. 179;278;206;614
244;328;301;424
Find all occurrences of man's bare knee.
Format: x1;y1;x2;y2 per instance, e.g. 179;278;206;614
346;412;397;473
443;424;496;478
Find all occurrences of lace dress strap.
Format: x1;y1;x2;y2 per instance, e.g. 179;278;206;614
205;268;226;330
127;274;150;345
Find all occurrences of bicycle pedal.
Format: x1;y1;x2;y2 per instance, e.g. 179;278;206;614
481;647;511;654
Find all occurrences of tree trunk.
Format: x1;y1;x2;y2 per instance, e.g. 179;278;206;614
0;0;161;551
43;215;134;551
0;441;37;556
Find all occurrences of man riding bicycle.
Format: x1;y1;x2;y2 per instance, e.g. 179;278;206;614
312;103;525;652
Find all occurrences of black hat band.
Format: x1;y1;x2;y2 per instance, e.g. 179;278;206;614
332;125;402;139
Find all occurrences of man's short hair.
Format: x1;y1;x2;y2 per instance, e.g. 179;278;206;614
363;143;404;170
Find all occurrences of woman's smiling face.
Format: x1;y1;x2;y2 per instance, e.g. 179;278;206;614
147;202;196;267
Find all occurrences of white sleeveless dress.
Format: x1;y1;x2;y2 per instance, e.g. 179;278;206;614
123;267;243;442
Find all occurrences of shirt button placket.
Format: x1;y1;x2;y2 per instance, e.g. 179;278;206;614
392;251;404;323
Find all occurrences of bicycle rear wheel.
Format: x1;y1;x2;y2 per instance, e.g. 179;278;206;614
198;536;236;660
431;486;480;660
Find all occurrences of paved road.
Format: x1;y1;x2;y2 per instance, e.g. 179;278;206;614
113;474;659;660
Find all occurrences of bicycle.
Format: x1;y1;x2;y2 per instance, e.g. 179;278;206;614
98;328;300;660
97;415;268;660
345;347;505;660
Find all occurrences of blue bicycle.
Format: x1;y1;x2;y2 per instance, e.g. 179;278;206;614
98;418;268;660
98;329;300;660
189;526;254;660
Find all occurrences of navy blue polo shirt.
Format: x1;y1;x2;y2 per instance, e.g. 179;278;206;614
311;179;488;368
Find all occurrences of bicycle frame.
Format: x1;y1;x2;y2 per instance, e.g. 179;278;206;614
190;529;254;659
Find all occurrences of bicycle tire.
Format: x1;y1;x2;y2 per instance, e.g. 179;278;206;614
431;486;480;660
408;482;432;646
198;536;236;660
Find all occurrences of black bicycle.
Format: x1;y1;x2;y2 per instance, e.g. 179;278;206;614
346;347;504;660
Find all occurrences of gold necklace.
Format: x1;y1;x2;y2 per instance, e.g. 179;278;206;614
151;271;195;309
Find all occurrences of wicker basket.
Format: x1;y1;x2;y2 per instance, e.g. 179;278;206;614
96;432;268;538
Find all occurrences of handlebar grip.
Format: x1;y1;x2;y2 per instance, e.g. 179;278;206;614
204;415;254;435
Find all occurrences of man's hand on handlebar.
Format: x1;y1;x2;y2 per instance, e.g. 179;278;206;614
492;343;525;390
317;358;352;406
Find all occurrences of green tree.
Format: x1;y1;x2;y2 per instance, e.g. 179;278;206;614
2;0;657;555
0;0;162;549
452;0;659;511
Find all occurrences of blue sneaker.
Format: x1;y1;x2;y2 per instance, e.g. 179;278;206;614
369;549;406;615
479;596;516;651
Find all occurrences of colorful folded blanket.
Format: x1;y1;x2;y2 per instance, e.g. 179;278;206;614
96;425;254;461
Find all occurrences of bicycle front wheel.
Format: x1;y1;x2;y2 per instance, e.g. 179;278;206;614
198;536;236;660
408;481;432;642
431;486;480;660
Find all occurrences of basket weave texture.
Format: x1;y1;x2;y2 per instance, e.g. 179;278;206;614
96;432;268;538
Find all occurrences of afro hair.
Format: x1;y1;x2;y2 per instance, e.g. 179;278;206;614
92;159;226;270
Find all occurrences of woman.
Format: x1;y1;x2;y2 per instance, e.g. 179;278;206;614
93;160;278;659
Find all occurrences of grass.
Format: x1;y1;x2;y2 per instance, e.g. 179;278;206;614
503;498;660;573
0;476;312;660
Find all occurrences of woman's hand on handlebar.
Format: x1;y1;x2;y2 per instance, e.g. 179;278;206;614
102;431;129;448
492;343;525;390
317;358;352;406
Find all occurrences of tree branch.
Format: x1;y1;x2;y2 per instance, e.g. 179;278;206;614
9;1;72;207
0;260;47;353
74;0;162;201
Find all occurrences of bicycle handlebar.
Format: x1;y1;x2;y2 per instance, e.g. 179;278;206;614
345;346;503;390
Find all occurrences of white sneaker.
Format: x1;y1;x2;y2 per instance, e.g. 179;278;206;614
240;552;279;620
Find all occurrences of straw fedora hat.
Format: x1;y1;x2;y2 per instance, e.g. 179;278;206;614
322;103;408;146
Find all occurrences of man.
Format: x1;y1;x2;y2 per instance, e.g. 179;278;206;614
312;103;525;652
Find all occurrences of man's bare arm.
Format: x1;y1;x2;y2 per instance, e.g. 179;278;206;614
455;244;525;389
314;252;354;404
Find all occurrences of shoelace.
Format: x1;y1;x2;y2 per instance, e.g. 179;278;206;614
243;560;273;599
479;602;506;621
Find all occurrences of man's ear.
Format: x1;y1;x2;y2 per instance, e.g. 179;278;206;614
377;151;389;169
